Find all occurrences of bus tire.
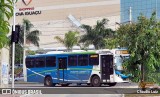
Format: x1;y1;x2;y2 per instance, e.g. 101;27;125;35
44;76;54;87
107;82;117;86
91;75;101;87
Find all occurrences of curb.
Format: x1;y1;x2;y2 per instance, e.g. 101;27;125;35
20;94;32;97
9;82;40;84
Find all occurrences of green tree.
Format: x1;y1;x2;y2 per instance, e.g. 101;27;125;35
26;50;36;55
15;44;23;64
54;31;79;51
104;34;118;49
80;18;115;49
117;12;160;84
0;0;13;48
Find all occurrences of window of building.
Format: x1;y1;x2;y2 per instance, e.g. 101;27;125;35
26;57;35;68
78;55;88;66
35;57;45;68
68;55;77;66
46;56;56;67
89;54;99;65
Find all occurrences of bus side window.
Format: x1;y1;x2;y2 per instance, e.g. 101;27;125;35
59;59;63;69
59;58;67;69
68;56;77;66
89;54;99;65
78;55;88;66
35;57;45;68
46;56;56;67
26;58;35;68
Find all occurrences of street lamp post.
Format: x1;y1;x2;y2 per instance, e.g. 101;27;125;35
12;0;16;88
156;0;158;19
23;24;27;82
129;7;132;24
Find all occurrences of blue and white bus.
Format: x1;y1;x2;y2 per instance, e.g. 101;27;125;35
25;50;129;87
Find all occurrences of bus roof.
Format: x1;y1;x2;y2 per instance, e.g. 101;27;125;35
26;51;97;58
64;51;96;54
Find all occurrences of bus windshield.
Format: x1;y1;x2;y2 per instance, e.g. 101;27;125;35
115;56;129;71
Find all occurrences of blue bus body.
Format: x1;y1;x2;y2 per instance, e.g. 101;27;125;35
26;50;128;86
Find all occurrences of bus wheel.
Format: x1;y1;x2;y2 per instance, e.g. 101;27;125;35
44;76;54;87
91;76;101;87
108;82;117;86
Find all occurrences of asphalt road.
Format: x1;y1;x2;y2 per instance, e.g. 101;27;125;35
3;83;160;97
7;82;138;95
10;82;138;88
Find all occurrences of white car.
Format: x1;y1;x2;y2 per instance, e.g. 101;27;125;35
9;74;24;82
15;75;24;81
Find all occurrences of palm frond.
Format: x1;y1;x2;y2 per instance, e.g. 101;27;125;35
54;36;64;44
29;30;41;36
80;18;114;49
26;35;39;47
16;19;41;47
23;19;33;33
81;24;92;33
26;30;40;47
54;31;79;51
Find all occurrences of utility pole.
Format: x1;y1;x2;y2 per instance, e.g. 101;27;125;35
156;0;157;19
12;0;16;88
129;7;132;24
23;24;27;82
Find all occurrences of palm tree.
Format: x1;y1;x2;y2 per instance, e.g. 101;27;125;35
14;19;40;64
54;31;79;51
19;19;40;47
80;18;115;49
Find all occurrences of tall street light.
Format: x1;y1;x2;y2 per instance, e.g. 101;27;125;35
12;0;16;88
156;0;158;19
23;23;27;82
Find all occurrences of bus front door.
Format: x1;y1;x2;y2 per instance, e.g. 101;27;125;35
101;55;114;82
58;57;67;83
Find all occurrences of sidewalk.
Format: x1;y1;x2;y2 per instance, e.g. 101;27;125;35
9;81;40;84
0;94;22;97
0;94;33;97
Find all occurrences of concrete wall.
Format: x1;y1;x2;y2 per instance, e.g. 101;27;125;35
0;48;9;88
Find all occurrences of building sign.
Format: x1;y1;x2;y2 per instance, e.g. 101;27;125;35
16;8;41;16
116;50;129;54
16;0;42;16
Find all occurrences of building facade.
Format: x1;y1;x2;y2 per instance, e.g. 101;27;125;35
11;0;120;50
121;0;160;23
